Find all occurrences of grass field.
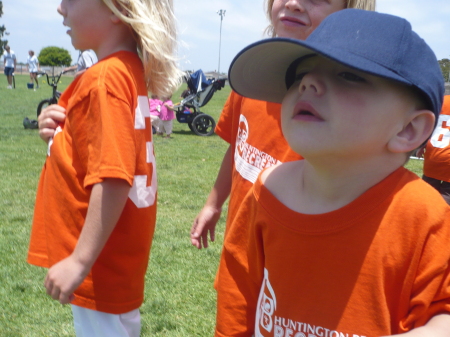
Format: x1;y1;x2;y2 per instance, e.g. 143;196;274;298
0;74;424;336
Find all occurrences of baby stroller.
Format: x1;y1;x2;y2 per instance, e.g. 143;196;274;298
174;69;226;136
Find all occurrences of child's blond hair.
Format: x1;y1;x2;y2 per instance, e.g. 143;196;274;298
102;0;183;97
264;0;376;37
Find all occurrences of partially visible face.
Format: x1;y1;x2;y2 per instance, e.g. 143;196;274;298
57;0;112;51
271;0;345;40
281;56;415;159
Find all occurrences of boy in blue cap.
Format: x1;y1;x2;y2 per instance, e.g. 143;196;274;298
215;9;450;337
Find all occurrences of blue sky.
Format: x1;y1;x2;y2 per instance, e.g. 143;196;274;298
2;0;449;74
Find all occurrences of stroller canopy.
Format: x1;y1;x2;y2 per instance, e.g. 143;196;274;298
187;70;212;94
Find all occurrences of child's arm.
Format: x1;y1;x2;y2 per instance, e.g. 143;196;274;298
44;178;130;304
164;101;175;111
383;314;450;336
191;146;232;249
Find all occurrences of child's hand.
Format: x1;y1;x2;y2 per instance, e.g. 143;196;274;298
190;205;221;249
416;146;425;158
44;254;89;305
38;104;66;144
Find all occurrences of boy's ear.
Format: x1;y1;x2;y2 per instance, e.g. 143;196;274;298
387;110;435;153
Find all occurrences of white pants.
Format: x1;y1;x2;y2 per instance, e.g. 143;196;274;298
160;120;173;135
71;305;141;337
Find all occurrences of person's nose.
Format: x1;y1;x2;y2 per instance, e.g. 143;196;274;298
57;1;65;16
298;70;326;97
285;0;306;12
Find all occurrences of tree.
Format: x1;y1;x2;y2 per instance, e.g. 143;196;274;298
438;58;450;82
0;1;7;55
38;46;72;67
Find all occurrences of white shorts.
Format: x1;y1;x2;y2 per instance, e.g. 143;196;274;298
160;120;173;135
71;305;141;337
150;115;161;132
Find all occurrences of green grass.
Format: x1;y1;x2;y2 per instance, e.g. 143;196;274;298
0;74;425;336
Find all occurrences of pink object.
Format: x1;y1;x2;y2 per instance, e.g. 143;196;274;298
149;98;162;116
160;100;175;120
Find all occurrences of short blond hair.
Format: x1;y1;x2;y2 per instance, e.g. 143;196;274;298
264;0;376;37
102;0;182;97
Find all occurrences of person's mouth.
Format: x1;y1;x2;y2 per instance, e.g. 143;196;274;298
280;16;307;27
62;22;71;35
292;101;323;122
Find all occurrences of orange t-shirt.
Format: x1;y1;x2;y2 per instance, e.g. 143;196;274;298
28;51;157;314
215;167;450;336
215;91;302;231
424;96;450;181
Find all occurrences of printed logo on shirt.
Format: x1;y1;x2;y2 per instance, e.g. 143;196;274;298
235;115;280;183
430;114;450;149
255;269;368;337
255;268;277;336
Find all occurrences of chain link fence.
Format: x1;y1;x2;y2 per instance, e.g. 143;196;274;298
0;63;74;76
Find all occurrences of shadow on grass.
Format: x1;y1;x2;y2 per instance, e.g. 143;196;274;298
172;129;220;138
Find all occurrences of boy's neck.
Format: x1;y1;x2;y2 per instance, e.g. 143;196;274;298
263;153;406;215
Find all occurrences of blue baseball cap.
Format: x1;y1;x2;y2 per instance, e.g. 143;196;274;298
229;9;444;118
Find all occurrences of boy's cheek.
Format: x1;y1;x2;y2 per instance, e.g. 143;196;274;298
280;103;295;137
281;90;297;123
280;104;291;126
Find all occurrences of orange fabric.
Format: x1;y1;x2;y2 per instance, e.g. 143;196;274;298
215;167;450;336
28;51;157;314
215;91;302;232
424;96;450;181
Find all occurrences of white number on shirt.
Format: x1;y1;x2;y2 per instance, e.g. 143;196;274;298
129;96;157;208
430;115;450;149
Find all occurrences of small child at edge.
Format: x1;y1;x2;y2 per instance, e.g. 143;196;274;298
149;94;163;135
159;96;176;138
215;9;450;337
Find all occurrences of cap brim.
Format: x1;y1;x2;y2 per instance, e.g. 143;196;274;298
229;38;413;103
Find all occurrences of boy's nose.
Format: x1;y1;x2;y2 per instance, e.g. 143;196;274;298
298;72;325;96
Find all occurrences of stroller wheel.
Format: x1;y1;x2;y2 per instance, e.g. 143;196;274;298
191;114;216;136
188;122;194;132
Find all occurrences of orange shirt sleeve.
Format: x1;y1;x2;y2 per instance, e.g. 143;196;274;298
82;88;137;187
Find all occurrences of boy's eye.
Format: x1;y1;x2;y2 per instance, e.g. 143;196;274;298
339;72;366;82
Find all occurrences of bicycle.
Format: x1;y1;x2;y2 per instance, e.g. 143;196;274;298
36;69;70;118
